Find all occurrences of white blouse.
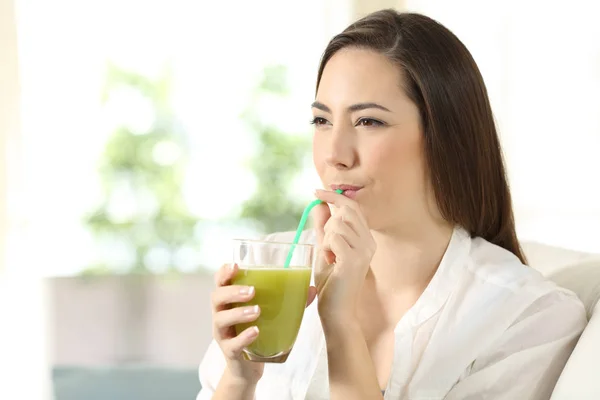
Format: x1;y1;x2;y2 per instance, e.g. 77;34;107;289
197;227;587;400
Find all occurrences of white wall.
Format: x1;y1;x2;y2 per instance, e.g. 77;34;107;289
0;0;18;274
49;274;214;367
0;0;53;397
405;0;600;253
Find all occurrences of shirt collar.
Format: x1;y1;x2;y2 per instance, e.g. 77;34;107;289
304;226;471;330
396;225;471;331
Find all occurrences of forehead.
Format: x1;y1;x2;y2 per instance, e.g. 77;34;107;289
317;47;407;106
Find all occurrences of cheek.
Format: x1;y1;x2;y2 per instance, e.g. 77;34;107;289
367;133;426;187
312;133;327;177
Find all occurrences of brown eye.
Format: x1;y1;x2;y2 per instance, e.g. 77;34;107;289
356;118;384;127
310;117;329;126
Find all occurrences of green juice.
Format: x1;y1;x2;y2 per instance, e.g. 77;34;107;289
232;267;312;362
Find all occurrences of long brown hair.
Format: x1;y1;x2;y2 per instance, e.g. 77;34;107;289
316;9;527;264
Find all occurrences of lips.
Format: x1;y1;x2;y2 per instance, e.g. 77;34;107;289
330;184;363;199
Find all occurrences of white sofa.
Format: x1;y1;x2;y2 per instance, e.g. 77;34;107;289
521;241;600;399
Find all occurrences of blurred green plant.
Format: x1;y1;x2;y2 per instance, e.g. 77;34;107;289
84;64;199;274
83;64;311;274
238;65;312;234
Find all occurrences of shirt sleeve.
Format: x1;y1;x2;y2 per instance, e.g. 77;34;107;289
197;339;227;400
196;231;287;400
445;290;587;400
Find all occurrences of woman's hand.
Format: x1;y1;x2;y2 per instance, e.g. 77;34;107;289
210;263;318;385
211;263;264;385
311;189;376;326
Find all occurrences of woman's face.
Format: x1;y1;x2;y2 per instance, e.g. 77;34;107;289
312;48;432;230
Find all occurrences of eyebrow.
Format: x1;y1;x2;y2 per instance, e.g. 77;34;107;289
311;101;391;113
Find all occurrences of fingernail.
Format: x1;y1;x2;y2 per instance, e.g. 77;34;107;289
229;263;236;272
240;286;254;296
243;305;259;315
247;326;259;338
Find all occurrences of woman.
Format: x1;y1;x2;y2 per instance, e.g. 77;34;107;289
198;10;586;400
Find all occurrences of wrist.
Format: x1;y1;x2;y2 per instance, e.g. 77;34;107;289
223;366;260;388
318;301;357;328
321;315;361;342
215;367;258;400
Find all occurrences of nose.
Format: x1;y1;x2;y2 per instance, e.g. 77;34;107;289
325;125;357;170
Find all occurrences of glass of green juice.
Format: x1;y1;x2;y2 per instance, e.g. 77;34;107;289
231;238;314;363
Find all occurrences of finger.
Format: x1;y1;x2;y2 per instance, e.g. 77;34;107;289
322;230;352;263
214;263;237;286
336;204;370;235
313;252;331;291
221;326;260;360
336;205;377;254
331;206;360;235
311;202;335;264
324;216;361;248
319;245;336;266
315;189;369;229
214;305;260;332
306;286;317;307
311;202;331;246
336;206;375;253
211;285;255;312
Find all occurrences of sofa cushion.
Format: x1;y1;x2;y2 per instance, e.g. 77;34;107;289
545;258;600;399
547;259;600;319
521;241;600;399
52;365;200;400
521;241;597;276
550;301;600;399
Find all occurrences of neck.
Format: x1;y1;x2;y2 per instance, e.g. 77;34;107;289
367;218;454;294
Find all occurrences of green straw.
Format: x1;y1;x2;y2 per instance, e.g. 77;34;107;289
283;189;343;268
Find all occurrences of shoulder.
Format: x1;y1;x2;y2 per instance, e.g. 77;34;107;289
455;233;586;340
436;233;586;388
464;235;580;300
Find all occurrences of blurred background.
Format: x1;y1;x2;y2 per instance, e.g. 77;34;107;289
1;0;599;398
